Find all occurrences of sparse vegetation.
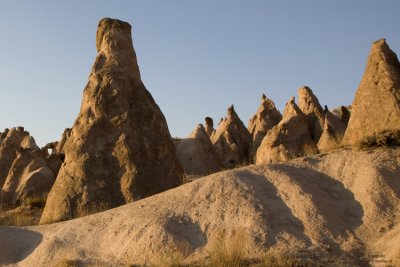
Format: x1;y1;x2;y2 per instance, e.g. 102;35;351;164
360;130;400;148
0;195;46;226
159;229;315;267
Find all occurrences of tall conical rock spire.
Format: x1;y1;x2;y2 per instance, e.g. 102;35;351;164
40;18;183;224
342;39;400;146
298;86;325;143
211;105;252;168
248;94;282;162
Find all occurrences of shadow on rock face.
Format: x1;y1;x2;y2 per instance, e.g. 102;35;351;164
0;226;42;264
164;215;207;255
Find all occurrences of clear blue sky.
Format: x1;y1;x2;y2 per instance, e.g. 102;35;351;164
1;1;399;146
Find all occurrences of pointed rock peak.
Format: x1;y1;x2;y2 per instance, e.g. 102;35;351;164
368;38;400;72
371;38;388;51
261;93;267;101
96;18;132;52
95;17;140;79
259;93;278;110
205;117;213;127
248;93;282;162
298;86;324;114
283;96;303;119
298;86;325;142
342;39;400;146
189;124;208;139
227;105;235;116
204;117;214;137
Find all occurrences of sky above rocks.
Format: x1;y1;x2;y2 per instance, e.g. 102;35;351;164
0;1;399;146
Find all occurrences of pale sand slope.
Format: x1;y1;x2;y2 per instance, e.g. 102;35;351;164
0;147;399;266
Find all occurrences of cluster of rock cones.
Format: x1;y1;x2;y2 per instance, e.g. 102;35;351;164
176;38;400;175
0;17;400;266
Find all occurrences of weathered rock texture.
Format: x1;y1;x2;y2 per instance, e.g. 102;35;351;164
317;110;346;152
332;106;351;127
0;128;61;208
298;86;325;143
40;18;183;224
0;149;60;207
256;97;318;163
0;127;39;189
2;147;400;267
211;105;252;168
175;124;222;176
55;128;72;154
342;39;400;146
204;117;214;137
248;94;282;161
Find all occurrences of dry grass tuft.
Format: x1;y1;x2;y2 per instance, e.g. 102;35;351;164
359;130;400;148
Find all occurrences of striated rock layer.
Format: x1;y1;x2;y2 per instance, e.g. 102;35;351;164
342;39;400;146
40;18;183;224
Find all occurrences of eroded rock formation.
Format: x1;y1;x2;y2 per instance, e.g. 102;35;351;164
256;97;318;163
0;127;38;189
298;86;325;143
0;128;62;208
211;105;252;168
175;124;222;176
40;18;183;224
342;39;400;146
317;110;346;152
204;117;214;137
248;94;282;162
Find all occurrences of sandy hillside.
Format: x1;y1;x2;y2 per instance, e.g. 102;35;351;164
0;147;399;266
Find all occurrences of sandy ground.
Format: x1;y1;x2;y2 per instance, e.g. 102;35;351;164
0;147;399;266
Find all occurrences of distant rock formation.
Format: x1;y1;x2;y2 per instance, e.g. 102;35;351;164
0;128;62;208
211;105;252;168
317;110;346;152
298;86;325;143
40;18;183;224
256;97;318;163
332;106;351;127
0;148;60;207
342;39;400;146
0;127;39;189
204;117;214;137
175;124;222;176
248;94;282;162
